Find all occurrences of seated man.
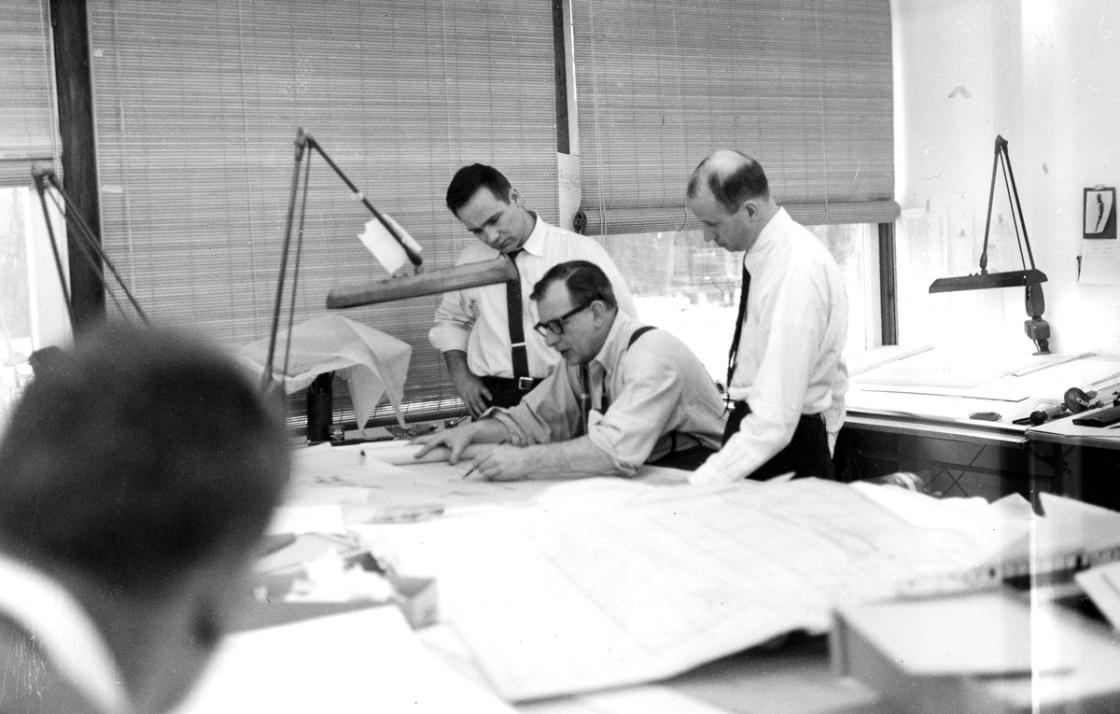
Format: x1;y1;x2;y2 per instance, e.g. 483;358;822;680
416;260;725;480
0;323;291;714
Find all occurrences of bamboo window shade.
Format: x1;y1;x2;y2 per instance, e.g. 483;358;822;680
572;0;898;235
85;0;558;415
1;0;58;187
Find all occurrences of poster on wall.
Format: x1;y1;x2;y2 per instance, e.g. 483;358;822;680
1084;187;1116;240
1079;186;1119;284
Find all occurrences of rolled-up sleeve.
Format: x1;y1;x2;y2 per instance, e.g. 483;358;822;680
489;364;582;446
429;287;474;353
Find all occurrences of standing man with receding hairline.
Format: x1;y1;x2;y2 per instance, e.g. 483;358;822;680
685;149;848;484
431;164;637;417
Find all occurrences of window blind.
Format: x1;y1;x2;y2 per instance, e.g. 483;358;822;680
0;0;58;187
86;0;558;416
572;0;897;233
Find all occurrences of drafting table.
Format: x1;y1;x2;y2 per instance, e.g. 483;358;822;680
838;346;1120;509
245;448;1120;714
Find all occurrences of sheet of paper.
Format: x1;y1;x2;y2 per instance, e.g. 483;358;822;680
290;443;690;515
170;607;513;714
1079;238;1120;285
359;213;423;275
266;504;347;535
238;314;411;431
360;478;1003;701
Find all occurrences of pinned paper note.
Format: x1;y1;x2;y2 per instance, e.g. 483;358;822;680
359;213;424;274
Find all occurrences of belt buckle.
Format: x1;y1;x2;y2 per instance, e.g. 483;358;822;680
517;376;535;391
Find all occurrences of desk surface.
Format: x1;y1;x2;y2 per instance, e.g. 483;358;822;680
273;442;1120;713
847;346;1120;428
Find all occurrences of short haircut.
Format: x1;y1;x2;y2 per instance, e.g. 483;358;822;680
446;163;512;215
530;260;618;310
0;323;291;598
686;151;770;213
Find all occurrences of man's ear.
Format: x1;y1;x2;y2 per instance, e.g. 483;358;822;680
590;299;611;324
739;199;759;221
508;187;521;206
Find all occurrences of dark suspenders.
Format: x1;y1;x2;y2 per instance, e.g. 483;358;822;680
581;326;657;431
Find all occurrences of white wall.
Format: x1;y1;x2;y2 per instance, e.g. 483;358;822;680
893;0;1120;354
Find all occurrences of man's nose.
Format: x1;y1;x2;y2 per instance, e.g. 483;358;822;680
482;226;501;245
544;331;561;348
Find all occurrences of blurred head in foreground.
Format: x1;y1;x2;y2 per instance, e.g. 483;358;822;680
0;322;291;713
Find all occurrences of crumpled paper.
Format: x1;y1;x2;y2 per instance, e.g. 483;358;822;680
239;314;411;432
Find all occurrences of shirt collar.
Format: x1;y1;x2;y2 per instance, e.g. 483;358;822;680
0;552;133;714
589;310;639;373
519;211;548;257
746;207;792;260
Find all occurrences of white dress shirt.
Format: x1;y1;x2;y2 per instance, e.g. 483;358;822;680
0;552;133;714
691;208;848;484
490;311;726;475
430;217;637;379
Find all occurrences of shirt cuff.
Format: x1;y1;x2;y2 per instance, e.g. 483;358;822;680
688;461;735;485
486;410;527;446
428;325;470;353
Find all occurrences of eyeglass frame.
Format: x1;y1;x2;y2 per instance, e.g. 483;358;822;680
533;298;599;337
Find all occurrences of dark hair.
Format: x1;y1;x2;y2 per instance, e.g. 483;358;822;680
446;163;512;214
686;151;770;213
0;323;291;597
530;260;618;309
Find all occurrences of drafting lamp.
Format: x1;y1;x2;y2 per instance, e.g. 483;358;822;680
258;128;425;392
32;166;150;331
928;135;1050;354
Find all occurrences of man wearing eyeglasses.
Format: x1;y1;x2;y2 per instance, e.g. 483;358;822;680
415;260;724;480
430;164;637;418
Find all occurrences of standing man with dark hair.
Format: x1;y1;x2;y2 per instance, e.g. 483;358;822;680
416;260;724;480
685;149;848;484
0;323;291;714
431;163;637;417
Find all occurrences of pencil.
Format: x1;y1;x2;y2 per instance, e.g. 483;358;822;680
462;463;479;480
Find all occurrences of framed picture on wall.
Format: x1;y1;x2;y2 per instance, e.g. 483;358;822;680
1083;187;1116;240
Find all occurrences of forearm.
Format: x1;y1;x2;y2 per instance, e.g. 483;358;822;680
464;418;514;444
443;349;472;378
520;437;623;479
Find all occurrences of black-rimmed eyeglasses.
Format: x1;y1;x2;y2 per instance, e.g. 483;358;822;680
533;300;594;337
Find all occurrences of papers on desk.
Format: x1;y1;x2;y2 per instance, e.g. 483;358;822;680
359;478;1105;702
171;607;513;714
288;442;691;516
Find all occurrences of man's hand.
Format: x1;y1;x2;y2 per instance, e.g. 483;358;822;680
468;444;537;481
412;423;480;464
453;370;492;418
444;350;492;417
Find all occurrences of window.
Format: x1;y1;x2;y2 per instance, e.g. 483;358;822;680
0;186;70;429
600;222;881;386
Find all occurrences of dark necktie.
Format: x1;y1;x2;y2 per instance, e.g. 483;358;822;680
726;265;751;390
505;249;529;379
578;362;591;435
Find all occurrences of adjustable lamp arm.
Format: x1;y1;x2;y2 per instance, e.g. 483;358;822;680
31;166;150;329
302;132;423;270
